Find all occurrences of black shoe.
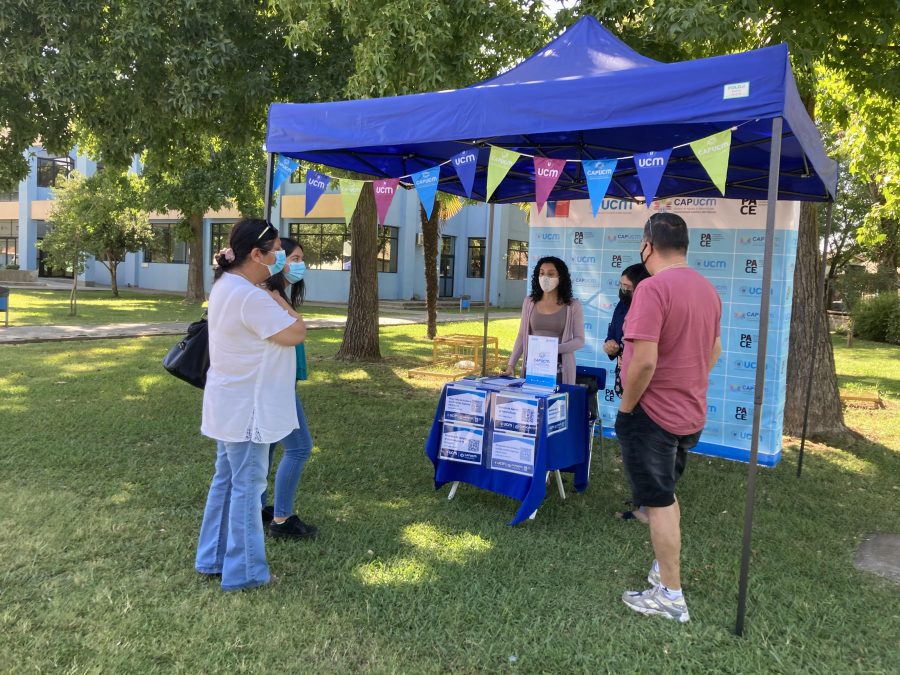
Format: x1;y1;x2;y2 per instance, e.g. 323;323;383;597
269;515;318;540
261;505;274;526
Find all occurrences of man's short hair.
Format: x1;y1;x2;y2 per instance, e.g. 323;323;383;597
643;212;689;253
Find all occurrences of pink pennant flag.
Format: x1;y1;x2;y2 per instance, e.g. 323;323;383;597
533;157;567;213
373;178;400;226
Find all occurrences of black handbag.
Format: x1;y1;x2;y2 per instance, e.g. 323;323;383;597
162;314;209;389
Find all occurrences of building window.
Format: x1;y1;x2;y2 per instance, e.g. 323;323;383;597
376;226;399;273
36;156;74;188
144;223;189;264
467;237;485;278
0;190;18;202
289;222;350;270
0;220;18;267
210;222;234;266
506;239;529;280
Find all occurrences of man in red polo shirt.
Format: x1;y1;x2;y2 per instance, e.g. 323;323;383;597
615;212;722;623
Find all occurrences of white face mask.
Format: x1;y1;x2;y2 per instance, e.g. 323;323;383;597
539;276;559;292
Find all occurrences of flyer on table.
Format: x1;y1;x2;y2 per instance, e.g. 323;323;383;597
443;386;488;427
490;431;536;477
439;423;484;465
525;335;559;389
494;393;539;436
547;392;568;435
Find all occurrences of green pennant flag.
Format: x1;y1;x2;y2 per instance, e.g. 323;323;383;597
339;179;365;222
486;147;520;201
690;129;732;195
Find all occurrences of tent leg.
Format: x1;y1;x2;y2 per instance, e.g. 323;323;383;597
263;153;275;224
736;116;782;637
797;197;834;478
481;203;496;375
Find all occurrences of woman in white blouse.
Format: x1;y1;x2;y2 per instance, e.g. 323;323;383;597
195;218;306;591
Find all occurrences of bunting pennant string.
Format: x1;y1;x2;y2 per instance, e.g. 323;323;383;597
582;158;618;216
304;169;329;215
410;167;440;219
690;129;732;196
533;157;567;213
271;156;299;195
286;121;747;225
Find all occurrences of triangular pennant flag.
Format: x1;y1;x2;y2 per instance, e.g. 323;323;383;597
272;156;299;194
533;157;567;213
410;167;440;220
690;129;732;195
339;179;364;223
486;147;520;201
450;149;478;198
582;159;618;217
373;178;400;225
633;148;672;207
304;169;329;215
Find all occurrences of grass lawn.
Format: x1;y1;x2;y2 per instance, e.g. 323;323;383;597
0;323;897;672
3;289;350;326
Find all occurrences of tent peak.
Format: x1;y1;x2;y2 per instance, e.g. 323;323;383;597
475;16;659;87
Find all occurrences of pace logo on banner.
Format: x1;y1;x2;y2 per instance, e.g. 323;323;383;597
529;198;800;467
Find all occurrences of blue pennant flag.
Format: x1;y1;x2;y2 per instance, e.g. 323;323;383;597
450;149;478;198
633;149;672;207
582;159;618;217
304;170;329;215
411;167;440;219
272;156;299;195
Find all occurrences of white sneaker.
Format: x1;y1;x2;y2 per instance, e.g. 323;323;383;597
622;586;690;623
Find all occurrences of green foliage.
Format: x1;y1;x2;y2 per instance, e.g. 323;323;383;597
38;173;93;279
851;292;900;343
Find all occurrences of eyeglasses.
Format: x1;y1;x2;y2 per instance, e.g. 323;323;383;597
257;222;276;240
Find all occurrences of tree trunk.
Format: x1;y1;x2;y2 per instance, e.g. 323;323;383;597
106;254;119;297
420;205;440;340
783;201;847;437
184;212;206;304
336;183;381;361
69;273;78;316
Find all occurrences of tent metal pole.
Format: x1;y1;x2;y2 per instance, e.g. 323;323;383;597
735;116;782;637
797;198;834;478
481;203;496;375
263;153;275;223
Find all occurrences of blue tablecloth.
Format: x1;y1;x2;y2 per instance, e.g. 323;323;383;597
425;383;590;525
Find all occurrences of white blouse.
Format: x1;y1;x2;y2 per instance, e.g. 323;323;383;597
201;272;299;443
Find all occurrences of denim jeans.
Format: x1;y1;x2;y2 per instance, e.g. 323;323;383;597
196;440;270;591
262;394;313;518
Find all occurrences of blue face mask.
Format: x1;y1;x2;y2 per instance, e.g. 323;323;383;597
284;261;306;284
260;249;286;276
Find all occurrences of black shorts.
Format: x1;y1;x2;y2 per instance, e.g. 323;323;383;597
614;403;701;508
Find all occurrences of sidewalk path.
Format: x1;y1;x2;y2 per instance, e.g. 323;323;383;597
0;310;519;345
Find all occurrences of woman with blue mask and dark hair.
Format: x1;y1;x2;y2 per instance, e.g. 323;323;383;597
259;238;318;540
195;219;306;591
503;255;585;385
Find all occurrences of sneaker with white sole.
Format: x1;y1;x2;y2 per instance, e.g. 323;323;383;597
647;565;661;587
622;586;690;623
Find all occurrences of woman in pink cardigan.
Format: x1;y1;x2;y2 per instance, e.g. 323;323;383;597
503;256;585;385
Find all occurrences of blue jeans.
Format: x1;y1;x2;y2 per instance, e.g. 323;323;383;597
196;440;270;591
262;394;313;518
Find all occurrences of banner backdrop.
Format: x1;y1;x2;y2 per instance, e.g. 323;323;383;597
529;198;801;467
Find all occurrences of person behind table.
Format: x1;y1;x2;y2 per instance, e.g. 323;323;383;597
503;256;585;385
260;238;317;540
195;219;307;591
615;212;722;623
603;263;652;524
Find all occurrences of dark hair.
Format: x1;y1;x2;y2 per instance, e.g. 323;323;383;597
213;218;279;281
621;263;651;288
265;237;305;309
643;212;689;253
529;256;573;304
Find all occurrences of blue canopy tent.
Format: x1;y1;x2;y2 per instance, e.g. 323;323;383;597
265;16;836;634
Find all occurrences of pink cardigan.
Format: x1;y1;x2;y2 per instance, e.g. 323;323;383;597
507;297;585;385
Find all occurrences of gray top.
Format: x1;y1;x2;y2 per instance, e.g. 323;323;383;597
529;304;567;340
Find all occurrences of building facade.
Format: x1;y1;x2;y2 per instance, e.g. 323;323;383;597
1;147;530;307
